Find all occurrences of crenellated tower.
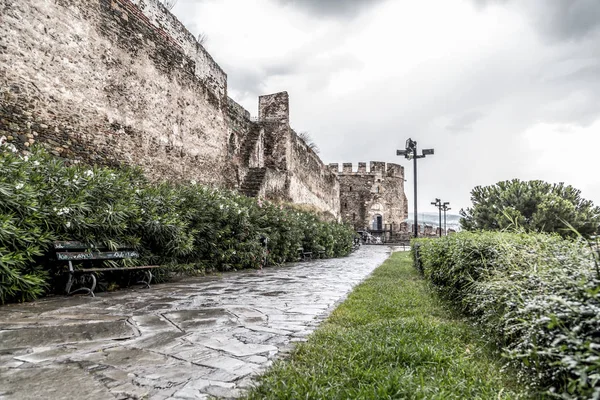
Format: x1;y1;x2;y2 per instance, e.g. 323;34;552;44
329;161;409;234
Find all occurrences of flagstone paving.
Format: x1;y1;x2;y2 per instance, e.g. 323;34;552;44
0;246;392;400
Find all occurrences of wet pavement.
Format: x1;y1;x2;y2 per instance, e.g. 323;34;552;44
0;246;392;399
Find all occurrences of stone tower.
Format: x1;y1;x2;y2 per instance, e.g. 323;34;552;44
329;162;409;233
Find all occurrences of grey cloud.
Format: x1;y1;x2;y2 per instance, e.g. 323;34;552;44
446;111;485;133
275;0;387;19
226;50;362;103
225;61;300;98
473;0;600;42
535;0;600;42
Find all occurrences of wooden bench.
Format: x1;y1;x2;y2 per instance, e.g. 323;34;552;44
297;247;312;261
54;241;160;297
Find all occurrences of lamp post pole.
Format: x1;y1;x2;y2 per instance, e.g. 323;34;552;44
397;139;434;238
442;202;451;236
431;198;442;237
413;147;418;238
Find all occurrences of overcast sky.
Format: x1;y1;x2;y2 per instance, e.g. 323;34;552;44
172;0;600;214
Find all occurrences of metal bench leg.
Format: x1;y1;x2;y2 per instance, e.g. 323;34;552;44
66;272;96;297
65;270;74;295
136;270;152;289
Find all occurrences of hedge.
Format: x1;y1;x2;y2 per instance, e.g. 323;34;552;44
412;232;600;399
0;141;354;303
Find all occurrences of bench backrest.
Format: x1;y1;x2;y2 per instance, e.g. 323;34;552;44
54;241;139;261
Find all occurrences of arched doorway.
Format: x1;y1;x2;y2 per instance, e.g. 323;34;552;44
372;214;383;231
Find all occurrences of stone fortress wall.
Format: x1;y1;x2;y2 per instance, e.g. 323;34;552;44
0;0;345;218
330;162;409;232
0;0;233;185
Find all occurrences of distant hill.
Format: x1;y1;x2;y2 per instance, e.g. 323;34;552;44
405;212;461;231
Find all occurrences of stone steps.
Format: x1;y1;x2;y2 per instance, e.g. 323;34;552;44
240;168;266;197
241;126;262;163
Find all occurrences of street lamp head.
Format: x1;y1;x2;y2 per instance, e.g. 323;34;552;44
422;149;434;156
396;149;407;156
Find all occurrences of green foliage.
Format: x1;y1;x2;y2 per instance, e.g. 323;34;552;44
460;179;600;238
413;232;600;399
246;253;526;399
0;144;354;303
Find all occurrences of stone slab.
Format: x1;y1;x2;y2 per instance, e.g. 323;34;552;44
0;320;135;350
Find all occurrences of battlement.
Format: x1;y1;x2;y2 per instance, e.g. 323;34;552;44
328;162;404;177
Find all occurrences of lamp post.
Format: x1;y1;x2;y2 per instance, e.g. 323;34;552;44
397;138;434;238
442;202;451;235
431;198;442;237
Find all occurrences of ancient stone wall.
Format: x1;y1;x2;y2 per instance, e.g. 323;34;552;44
0;0;232;185
226;96;255;184
258;92;289;123
252;92;340;218
1;1;342;218
288;131;340;217
332;162;408;231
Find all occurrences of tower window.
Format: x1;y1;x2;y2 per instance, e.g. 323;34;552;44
352;213;356;221
349;186;352;192
344;202;348;209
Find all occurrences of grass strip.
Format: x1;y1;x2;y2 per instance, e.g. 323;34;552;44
245;251;529;399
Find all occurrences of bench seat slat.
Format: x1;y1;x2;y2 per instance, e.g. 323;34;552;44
56;250;139;261
71;265;160;272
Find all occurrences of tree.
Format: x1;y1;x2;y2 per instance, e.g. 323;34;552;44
460;179;600;237
297;131;320;154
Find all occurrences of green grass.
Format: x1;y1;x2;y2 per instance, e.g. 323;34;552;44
245;252;530;399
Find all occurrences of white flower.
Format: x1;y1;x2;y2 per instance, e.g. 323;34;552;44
57;207;71;216
84;170;94;178
33;160;40;166
15;183;24;190
191;180;197;185
23;155;29;162
65;221;71;228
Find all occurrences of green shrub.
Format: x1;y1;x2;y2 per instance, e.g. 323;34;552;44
412;232;600;399
0;142;355;303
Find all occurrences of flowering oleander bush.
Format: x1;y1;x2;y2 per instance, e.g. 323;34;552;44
412;232;600;399
0;141;354;303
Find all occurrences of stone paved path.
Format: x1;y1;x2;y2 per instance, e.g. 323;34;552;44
0;246;392;399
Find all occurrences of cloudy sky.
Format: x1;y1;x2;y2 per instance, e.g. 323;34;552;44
172;0;600;214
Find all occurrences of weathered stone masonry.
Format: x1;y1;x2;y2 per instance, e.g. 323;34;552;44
330;162;408;233
0;0;401;220
0;0;233;185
